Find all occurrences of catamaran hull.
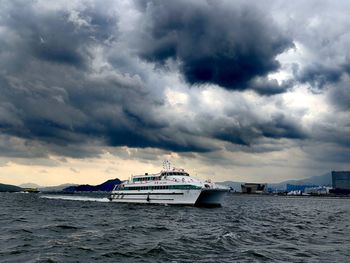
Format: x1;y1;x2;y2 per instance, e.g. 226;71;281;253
109;189;226;206
195;189;227;207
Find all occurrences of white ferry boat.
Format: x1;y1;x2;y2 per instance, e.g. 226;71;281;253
109;165;228;207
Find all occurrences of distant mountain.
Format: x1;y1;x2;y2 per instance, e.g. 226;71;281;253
300;172;332;186
63;178;122;192
19;183;41;188
218;172;332;191
39;184;79;192
269;172;332;190
0;183;22;192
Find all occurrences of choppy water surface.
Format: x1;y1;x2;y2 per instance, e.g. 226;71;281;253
0;193;349;262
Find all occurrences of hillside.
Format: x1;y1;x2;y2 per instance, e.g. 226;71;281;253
19;183;41;188
63;178;122;192
0;183;22;192
39;184;79;192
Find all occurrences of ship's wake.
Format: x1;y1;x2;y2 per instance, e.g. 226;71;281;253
40;195;110;202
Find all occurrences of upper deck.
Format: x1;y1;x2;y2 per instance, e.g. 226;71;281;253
131;168;190;183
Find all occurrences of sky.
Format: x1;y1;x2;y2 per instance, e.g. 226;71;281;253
0;0;349;186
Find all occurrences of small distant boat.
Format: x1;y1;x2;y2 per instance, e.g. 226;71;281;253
22;188;40;193
109;162;228;207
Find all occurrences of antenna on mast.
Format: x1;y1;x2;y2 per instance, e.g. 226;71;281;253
162;160;171;171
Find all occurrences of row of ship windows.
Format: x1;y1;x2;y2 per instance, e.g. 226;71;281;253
133;177;159;182
133;172;190;182
161;172;189;176
120;185;200;191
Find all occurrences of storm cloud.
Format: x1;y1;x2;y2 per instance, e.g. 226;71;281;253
137;0;293;94
0;0;349;179
297;63;343;90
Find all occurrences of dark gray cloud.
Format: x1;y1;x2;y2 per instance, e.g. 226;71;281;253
258;114;307;140
249;78;294;96
297;63;343;90
192;109;306;148
0;1;117;71
328;80;350;112
136;0;293;94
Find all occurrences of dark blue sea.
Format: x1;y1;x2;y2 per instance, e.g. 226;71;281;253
0;193;349;262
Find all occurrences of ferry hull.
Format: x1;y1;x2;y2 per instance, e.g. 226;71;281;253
109;189;201;205
109;189;227;207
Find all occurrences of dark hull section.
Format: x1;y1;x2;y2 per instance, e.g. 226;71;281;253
195;189;227;207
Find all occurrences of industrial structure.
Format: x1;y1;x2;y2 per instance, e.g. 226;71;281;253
331;171;350;194
241;183;267;194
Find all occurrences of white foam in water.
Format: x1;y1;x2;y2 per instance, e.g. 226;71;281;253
40;195;110;202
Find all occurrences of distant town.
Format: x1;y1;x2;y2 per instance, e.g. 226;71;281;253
230;171;350;196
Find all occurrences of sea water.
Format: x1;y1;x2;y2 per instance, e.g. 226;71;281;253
0;193;349;262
